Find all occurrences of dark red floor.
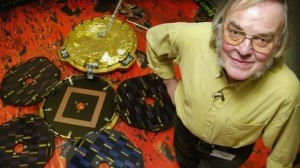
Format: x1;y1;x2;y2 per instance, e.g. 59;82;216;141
0;0;275;167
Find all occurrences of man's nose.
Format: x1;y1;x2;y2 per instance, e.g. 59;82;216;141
237;38;253;56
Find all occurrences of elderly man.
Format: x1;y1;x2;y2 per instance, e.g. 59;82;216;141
146;0;300;167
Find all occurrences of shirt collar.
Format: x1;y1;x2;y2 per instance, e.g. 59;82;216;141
213;63;257;90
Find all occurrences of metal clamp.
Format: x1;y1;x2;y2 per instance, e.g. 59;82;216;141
86;62;98;79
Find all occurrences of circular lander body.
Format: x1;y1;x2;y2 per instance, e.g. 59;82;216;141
58;15;137;74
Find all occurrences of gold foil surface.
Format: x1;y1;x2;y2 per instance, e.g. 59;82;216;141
59;16;137;73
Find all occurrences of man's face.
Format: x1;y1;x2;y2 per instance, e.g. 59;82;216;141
220;1;284;83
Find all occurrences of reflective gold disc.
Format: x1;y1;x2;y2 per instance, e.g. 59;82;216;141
59;15;137;73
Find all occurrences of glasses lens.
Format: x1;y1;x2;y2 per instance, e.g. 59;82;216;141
223;26;274;53
252;36;274;53
223;27;245;45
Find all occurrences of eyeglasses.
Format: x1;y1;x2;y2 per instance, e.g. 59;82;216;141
223;25;275;54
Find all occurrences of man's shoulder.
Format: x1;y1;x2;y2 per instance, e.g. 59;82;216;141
265;63;299;98
176;22;213;41
179;22;212;33
149;22;212;35
270;63;298;85
156;21;211;28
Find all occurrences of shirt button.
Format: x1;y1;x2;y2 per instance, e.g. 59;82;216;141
206;122;211;126
203;135;208;138
211;107;216;111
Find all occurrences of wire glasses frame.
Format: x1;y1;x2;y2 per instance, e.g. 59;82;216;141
222;24;276;54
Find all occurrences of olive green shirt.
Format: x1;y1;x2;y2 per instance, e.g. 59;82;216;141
146;22;300;168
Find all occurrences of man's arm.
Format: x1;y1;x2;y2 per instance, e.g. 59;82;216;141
163;78;178;104
265;104;300;168
146;23;182;79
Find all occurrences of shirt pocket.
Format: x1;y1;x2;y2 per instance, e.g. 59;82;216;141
222;117;267;146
